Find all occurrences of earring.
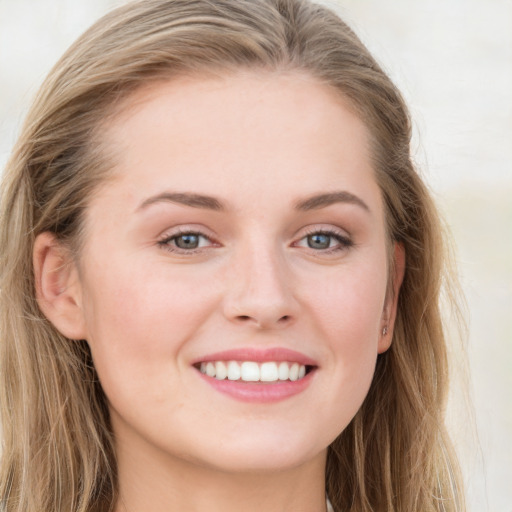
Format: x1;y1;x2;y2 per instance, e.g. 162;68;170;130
382;326;388;336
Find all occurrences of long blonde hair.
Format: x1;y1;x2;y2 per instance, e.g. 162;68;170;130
0;0;464;510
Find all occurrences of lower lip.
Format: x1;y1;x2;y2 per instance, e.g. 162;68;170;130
197;370;315;403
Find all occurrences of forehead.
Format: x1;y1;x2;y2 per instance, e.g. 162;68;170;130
93;71;381;218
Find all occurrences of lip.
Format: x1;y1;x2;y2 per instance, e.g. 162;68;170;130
197;370;315;403
192;347;318;403
191;347;318;366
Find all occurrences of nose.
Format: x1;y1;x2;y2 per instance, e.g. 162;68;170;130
222;242;299;330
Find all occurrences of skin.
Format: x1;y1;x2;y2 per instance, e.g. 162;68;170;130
34;71;404;512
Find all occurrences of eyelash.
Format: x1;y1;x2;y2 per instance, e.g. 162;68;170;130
157;229;216;254
294;228;354;254
157;228;353;254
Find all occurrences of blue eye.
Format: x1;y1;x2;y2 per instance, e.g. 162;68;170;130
174;233;201;249
307;233;332;249
296;230;353;252
159;231;212;252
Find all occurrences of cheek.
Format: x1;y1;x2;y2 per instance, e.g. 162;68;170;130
80;260;218;386
308;258;387;343
303;257;387;421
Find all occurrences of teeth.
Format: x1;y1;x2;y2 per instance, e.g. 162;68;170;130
227;361;241;381
289;362;299;381
260;362;278;382
206;362;216;377
278;361;289;380
215;361;227;380
199;361;308;382
241;362;260;381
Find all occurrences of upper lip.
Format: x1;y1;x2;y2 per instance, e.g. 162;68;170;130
192;347;318;367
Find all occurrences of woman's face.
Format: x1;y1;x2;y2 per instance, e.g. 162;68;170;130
66;72;398;473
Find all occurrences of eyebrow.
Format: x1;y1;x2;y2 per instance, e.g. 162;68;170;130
137;192;224;212
294;191;370;212
137;190;369;213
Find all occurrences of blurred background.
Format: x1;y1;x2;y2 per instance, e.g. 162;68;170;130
0;0;510;510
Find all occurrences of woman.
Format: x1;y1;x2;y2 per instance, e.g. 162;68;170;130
0;0;465;511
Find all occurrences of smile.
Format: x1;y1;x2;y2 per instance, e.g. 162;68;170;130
198;361;309;382
193;348;317;402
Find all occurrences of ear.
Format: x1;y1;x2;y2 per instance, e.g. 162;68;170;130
378;242;405;354
33;232;87;340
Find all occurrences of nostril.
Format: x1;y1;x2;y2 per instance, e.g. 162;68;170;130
232;314;294;327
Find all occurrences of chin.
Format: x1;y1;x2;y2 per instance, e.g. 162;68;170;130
179;427;330;474
198;450;323;474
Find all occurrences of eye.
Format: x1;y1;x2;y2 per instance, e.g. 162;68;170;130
307;233;335;250
295;229;353;252
158;231;214;252
173;233;204;249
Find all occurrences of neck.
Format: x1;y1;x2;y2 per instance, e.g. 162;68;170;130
114;438;327;512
